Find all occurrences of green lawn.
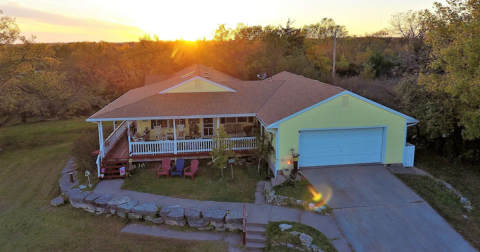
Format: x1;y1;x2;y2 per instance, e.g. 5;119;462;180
396;149;480;250
266;221;337;252
122;160;261;203
0;119;228;251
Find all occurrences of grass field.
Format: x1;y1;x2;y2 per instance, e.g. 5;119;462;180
398;149;480;250
122;160;261;203
0;119;228;251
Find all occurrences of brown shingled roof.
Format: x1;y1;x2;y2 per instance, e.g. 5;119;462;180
88;66;346;127
256;72;344;125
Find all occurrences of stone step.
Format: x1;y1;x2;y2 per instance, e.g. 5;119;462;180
246;233;266;243
264;181;272;191
245;241;266;249
246;224;266;235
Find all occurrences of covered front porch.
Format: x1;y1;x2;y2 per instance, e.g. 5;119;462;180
97;116;259;159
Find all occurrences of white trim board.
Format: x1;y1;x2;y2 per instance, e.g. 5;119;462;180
267;90;418;128
159;76;237;93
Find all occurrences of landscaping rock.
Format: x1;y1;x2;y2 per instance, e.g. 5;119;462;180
117;200;139;218
65;188;81;200
465;206;473;211
443;182;453;189
225;210;242;223
79;185;86;189
51;196;65;206
69;190;92;209
132;202;158;219
311;244;318;252
185;207;202;221
203;206;226;223
151;217;164;224
160;205;182;217
165;207;186;226
107;195;134;214
461;197;468;204
299;233;313;245
59;175;79;194
94;194;114;214
188;218;207;228
84;193;103;213
224;210;243;230
279;224;292;231
290;231;301;236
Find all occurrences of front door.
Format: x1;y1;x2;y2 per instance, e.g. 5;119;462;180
203;118;214;137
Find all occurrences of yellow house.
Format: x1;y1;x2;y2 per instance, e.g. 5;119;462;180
87;64;417;178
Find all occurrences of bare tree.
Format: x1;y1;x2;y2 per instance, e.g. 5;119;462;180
390;10;425;40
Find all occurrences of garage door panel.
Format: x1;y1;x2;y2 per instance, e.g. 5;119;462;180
300;128;384;167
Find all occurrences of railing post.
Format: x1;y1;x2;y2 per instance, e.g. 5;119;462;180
97;122;105;158
127;121;131;155
173;119;177;154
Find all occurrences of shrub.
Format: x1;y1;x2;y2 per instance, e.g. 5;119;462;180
72;131;99;174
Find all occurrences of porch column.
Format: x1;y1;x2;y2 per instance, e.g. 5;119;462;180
127;121;131;155
173;119;177;154
217;117;220;133
98;122;105;158
113;121;116;131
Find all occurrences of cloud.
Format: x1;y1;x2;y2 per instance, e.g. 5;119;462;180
0;2;146;42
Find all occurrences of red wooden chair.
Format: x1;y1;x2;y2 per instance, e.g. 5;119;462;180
157;158;171;179
184;160;199;180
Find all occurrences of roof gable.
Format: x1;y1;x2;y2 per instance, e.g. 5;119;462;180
160;76;236;93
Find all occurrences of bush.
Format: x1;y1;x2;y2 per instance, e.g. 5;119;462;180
72;131;99;174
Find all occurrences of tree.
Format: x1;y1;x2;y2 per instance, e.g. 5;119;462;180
390;10;425;40
389;10;430;74
253;131;274;173
210;127;236;179
0;10;58;126
419;0;480;140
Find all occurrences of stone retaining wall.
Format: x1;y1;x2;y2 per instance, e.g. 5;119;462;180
56;159;243;232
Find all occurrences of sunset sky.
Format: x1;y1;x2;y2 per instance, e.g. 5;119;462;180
0;0;445;43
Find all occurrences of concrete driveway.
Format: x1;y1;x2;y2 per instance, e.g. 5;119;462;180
302;165;477;252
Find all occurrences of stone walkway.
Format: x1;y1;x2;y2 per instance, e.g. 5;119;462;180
95;179;351;252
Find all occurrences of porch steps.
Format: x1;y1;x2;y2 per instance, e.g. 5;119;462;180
245;223;267;250
100;159;128;179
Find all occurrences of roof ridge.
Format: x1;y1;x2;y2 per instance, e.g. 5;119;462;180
274;71;345;91
255;80;286;114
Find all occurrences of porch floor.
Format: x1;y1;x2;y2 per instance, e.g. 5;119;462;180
104;135;253;161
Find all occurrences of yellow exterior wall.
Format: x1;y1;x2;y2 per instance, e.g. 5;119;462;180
278;94;406;170
167;79;230;93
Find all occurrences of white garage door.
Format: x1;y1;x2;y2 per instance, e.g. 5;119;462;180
299;127;384;167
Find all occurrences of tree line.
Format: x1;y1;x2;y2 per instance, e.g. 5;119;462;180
1;0;479;164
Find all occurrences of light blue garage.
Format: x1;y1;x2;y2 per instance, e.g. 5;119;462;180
298;127;385;167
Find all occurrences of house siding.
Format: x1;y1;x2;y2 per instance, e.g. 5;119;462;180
166;79;230;93
278;94;406;170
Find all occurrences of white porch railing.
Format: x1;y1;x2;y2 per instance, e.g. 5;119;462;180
130;137;257;156
403;142;415;167
103;121;127;156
